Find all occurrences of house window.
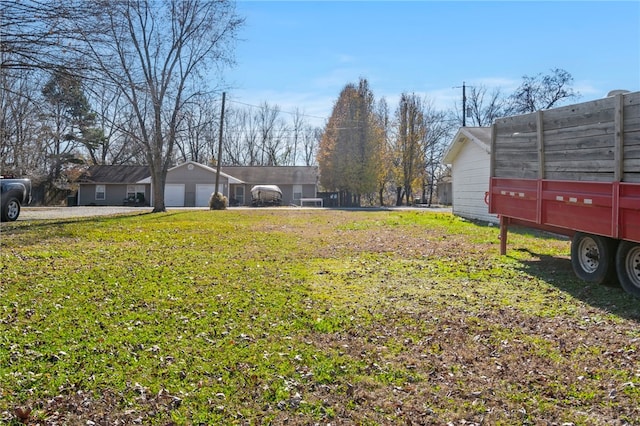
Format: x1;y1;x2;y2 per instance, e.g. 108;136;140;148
293;185;303;203
234;186;244;205
127;185;146;203
95;184;106;200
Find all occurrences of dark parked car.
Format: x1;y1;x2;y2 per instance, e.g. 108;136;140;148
1;176;32;221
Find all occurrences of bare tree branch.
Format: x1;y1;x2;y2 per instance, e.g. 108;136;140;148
509;68;580;114
75;0;243;212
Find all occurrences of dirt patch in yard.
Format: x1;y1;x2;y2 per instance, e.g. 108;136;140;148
278;211;640;425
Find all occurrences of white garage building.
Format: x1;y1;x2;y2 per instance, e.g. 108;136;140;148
151;162;243;207
442;127;498;224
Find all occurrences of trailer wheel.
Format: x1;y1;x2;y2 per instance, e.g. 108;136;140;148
571;232;617;285
616;242;640;298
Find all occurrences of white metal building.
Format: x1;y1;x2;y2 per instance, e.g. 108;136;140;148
442;127;498;224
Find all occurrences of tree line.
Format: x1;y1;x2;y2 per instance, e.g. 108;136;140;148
1;1;579;209
317;70;579;206
2;0;244;210
1;67;322;182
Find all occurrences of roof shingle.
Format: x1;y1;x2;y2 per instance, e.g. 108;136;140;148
79;165;150;184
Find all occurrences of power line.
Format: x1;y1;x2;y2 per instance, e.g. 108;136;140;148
226;98;328;122
225;96;463;129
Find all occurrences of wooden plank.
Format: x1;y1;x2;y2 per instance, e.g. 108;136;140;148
494;170;539;180
544;134;616;152
494;145;538;152
542;121;616;144
623;106;640;130
495;160;539;170
622;92;640;181
494;130;538;139
537;111;544;178
493;115;538;136
623;145;640;162
490;123;496;178
541;97;615;131
545;171;615;182
623;172;640;183
494;141;537;153
494;159;539;179
621;93;640;178
615;93;624;181
623;91;640;108
542;109;615;131
623;158;640;172
494;131;537;145
544;146;615;162
545;159;615;171
623;130;640;147
493;149;538;159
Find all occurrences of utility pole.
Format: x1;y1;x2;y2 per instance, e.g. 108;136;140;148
453;82;468;127
215;91;226;195
462;82;466;127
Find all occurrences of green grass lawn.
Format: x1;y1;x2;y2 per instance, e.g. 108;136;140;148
1;209;638;425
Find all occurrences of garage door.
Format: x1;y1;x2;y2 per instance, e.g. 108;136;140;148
195;184;217;207
165;184;185;207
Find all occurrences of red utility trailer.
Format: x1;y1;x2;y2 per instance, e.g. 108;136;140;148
488;91;640;297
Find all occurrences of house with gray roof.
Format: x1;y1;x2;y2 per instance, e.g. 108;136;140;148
221;166;319;206
76;162;319;207
77;165;152;206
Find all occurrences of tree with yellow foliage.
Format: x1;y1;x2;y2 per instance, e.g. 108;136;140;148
394;93;427;205
318;78;384;206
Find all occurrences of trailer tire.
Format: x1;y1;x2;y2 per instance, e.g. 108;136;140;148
571;233;617;285
616;242;640;298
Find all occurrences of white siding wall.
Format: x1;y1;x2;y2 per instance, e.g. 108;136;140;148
451;141;498;224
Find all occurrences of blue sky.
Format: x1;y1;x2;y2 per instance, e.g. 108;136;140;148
226;1;640;127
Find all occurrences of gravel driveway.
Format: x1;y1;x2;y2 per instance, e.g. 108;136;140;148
16;205;451;221
18;206;151;220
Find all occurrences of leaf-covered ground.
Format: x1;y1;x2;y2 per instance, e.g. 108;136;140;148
1;209;638;425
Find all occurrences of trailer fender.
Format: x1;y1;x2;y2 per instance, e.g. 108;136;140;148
570;232;618;285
